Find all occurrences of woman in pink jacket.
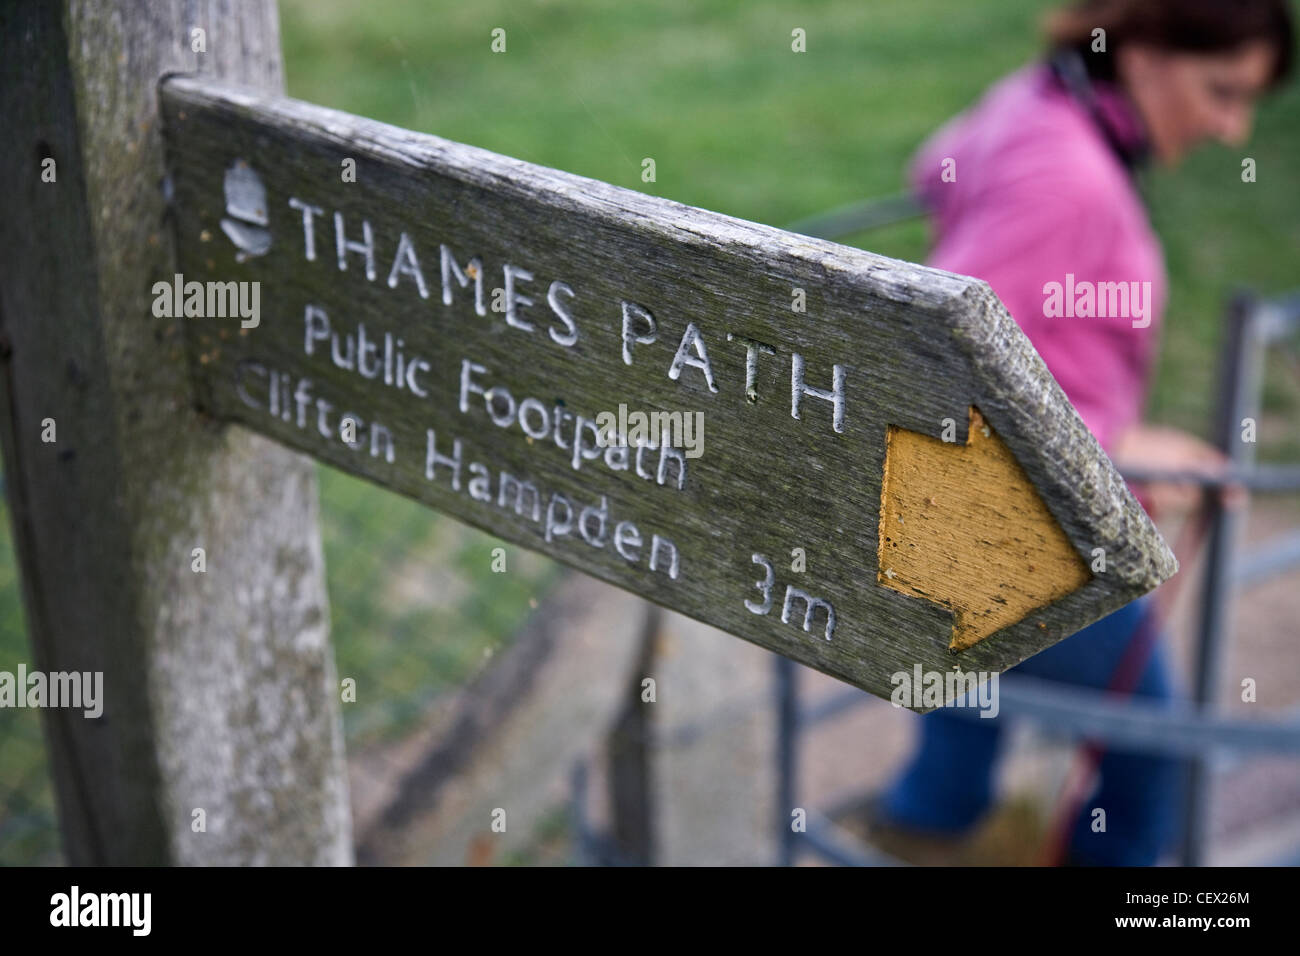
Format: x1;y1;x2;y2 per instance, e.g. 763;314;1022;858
876;0;1293;865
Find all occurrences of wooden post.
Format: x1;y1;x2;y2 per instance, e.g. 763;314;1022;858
0;1;351;864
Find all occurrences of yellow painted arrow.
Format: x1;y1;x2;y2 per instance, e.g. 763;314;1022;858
878;406;1091;651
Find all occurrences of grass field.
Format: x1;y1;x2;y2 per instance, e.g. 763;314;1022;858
279;0;1300;443
1;0;1296;864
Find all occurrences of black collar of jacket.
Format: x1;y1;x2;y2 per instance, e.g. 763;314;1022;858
1047;48;1152;174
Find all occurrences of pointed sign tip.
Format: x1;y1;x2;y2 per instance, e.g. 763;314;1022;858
878;406;1092;651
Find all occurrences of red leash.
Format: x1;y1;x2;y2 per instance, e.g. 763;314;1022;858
1038;500;1215;866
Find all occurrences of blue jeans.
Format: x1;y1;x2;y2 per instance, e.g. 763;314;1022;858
880;599;1183;865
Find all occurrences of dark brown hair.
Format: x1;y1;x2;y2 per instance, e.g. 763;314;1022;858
1046;0;1295;87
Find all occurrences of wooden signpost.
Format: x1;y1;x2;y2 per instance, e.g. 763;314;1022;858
160;77;1176;704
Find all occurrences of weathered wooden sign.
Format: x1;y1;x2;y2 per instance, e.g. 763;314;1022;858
159;76;1176;706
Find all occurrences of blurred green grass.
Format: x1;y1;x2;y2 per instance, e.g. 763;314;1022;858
2;0;1296;864
0;516;56;866
281;0;1299;446
318;465;559;747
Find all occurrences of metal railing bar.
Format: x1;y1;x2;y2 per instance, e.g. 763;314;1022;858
801;813;904;866
799;677;1300;755
1118;464;1300;492
785;193;925;240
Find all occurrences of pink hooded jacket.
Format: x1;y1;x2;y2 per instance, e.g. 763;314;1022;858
910;63;1166;456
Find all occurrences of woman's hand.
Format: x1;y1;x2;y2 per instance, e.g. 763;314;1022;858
1112;423;1248;517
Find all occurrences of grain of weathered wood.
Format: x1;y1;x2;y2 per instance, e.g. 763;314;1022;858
160;75;1177;708
0;1;349;864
